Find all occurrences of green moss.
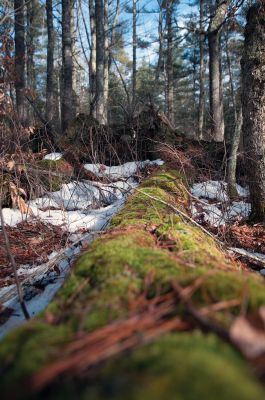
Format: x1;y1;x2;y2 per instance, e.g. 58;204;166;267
37;159;65;170
156;217;229;269
0;167;264;398
46;332;265;400
0;322;72;393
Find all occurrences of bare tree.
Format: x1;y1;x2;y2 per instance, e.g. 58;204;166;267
165;0;174;125
14;0;26;124
95;0;105;124
103;0;109;123
208;0;230;142
46;0;55;125
89;0;97;117
132;0;137;106
198;0;205;139
61;0;75;131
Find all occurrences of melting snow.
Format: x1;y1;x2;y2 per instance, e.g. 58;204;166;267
0;159;164;338
191;180;249;202
84;159;164;179
191;180;250;227
43;152;63;161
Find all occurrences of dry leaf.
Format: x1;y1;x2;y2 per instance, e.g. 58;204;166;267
9;182;33;215
6;160;15;171
230;307;265;358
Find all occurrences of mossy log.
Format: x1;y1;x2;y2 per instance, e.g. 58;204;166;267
0;168;264;399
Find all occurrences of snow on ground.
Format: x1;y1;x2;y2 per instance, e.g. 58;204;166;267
0;238;88;339
43;152;63;161
191;180;249;202
191;180;250;227
0;159;164;339
84;159;164;179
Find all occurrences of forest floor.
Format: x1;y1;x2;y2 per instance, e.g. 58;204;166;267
1;150;265;337
0;156;163;336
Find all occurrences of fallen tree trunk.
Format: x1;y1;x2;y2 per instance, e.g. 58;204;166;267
0;167;265;399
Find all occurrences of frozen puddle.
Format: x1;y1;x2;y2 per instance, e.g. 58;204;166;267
0;158;164;339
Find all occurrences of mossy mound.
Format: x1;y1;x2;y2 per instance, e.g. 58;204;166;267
48;333;264;400
0;167;264;399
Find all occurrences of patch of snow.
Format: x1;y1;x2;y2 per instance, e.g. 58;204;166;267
226;201;251;220
192;202;225;227
0;208;24;227
84;159;164;179
43;152;63;161
191;180;248;202
191;181;228;202
0;159;163;338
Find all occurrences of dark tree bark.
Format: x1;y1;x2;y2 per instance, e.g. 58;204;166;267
208;1;229;142
61;0;75;132
14;0;26;124
241;3;265;222
95;0;105;123
46;0;55;124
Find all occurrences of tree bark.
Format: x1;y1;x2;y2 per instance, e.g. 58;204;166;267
14;0;27;124
61;0;75;132
132;0;137;107
241;3;265;222
89;0;97;117
208;1;229;142
165;0;174;125
227;106;242;197
46;0;55;124
103;0;109;123
198;0;205;139
95;0;105;124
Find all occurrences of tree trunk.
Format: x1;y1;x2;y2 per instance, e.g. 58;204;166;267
227;106;242;198
198;0;205;139
89;0;97;117
26;1;36;94
241;3;265;222
95;0;105;124
46;0;55;124
165;0;174;125
103;0;109;124
156;1;164;82
132;0;137;107
14;0;26;124
208;1;229;142
61;0;74;132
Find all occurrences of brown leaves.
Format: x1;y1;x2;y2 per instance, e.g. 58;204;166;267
0;221;67;284
225;223;265;254
9;182;33;215
230;308;265;359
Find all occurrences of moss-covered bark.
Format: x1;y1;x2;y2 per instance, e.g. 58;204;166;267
0;167;264;399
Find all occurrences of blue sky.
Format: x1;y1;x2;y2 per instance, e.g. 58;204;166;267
121;0;198;65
